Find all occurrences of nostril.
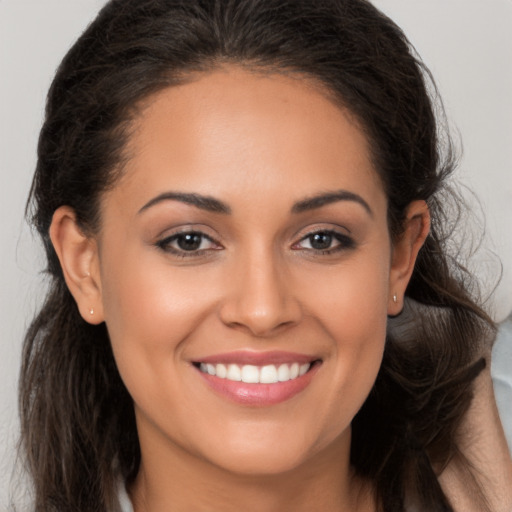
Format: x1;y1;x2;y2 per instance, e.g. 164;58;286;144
217;269;302;336
219;303;303;338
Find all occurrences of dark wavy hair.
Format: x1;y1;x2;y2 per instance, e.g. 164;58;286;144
20;1;494;511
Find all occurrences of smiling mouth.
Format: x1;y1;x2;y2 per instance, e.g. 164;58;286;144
192;356;322;405
196;362;314;384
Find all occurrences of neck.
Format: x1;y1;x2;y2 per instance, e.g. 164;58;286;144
129;422;375;512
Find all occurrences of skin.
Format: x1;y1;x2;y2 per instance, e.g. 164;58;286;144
50;67;430;511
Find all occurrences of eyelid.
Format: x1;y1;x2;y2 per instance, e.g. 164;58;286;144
153;223;355;259
291;227;355;254
155;227;223;258
291;222;351;242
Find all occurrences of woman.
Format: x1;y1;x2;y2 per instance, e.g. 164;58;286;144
19;0;512;511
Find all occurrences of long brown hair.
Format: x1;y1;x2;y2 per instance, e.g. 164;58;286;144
20;1;494;510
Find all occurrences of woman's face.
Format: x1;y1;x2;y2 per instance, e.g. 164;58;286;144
94;67;399;475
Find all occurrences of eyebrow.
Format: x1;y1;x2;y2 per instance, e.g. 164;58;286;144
291;190;373;216
138;189;372;217
138;192;231;215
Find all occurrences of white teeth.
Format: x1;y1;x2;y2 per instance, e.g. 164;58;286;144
199;362;312;383
241;365;260;383
226;364;242;381
277;363;290;382
299;363;309;376
216;363;227;378
260;364;279;384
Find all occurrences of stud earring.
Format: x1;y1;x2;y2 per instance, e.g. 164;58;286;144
89;308;94;315
393;294;398;303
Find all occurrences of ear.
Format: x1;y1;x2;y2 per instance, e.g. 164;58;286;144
49;206;104;324
388;200;430;316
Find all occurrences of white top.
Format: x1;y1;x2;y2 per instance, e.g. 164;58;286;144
118;481;134;512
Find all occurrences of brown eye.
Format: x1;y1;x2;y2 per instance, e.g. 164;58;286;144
294;230;355;254
176;233;204;251
308;232;334;250
156;231;220;256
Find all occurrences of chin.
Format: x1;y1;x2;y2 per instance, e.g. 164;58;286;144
191;423;348;478
204;445;316;478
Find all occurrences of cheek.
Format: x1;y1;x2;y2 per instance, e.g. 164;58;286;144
99;252;220;399
300;246;390;344
330;252;390;361
297;252;390;432
102;254;215;341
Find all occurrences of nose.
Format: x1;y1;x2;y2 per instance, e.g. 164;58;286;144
218;250;302;337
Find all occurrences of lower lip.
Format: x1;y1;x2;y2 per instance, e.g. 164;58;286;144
195;363;320;406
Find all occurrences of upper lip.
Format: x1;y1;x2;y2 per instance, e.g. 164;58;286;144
192;350;319;366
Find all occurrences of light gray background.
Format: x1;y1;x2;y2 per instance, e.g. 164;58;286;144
1;1;511;508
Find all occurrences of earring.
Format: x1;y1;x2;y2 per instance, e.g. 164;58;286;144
89;308;94;315
393;294;398;303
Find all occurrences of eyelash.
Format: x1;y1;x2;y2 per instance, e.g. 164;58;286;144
292;230;355;255
155;229;355;258
155;231;221;258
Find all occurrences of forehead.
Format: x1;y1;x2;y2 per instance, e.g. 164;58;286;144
110;66;385;215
